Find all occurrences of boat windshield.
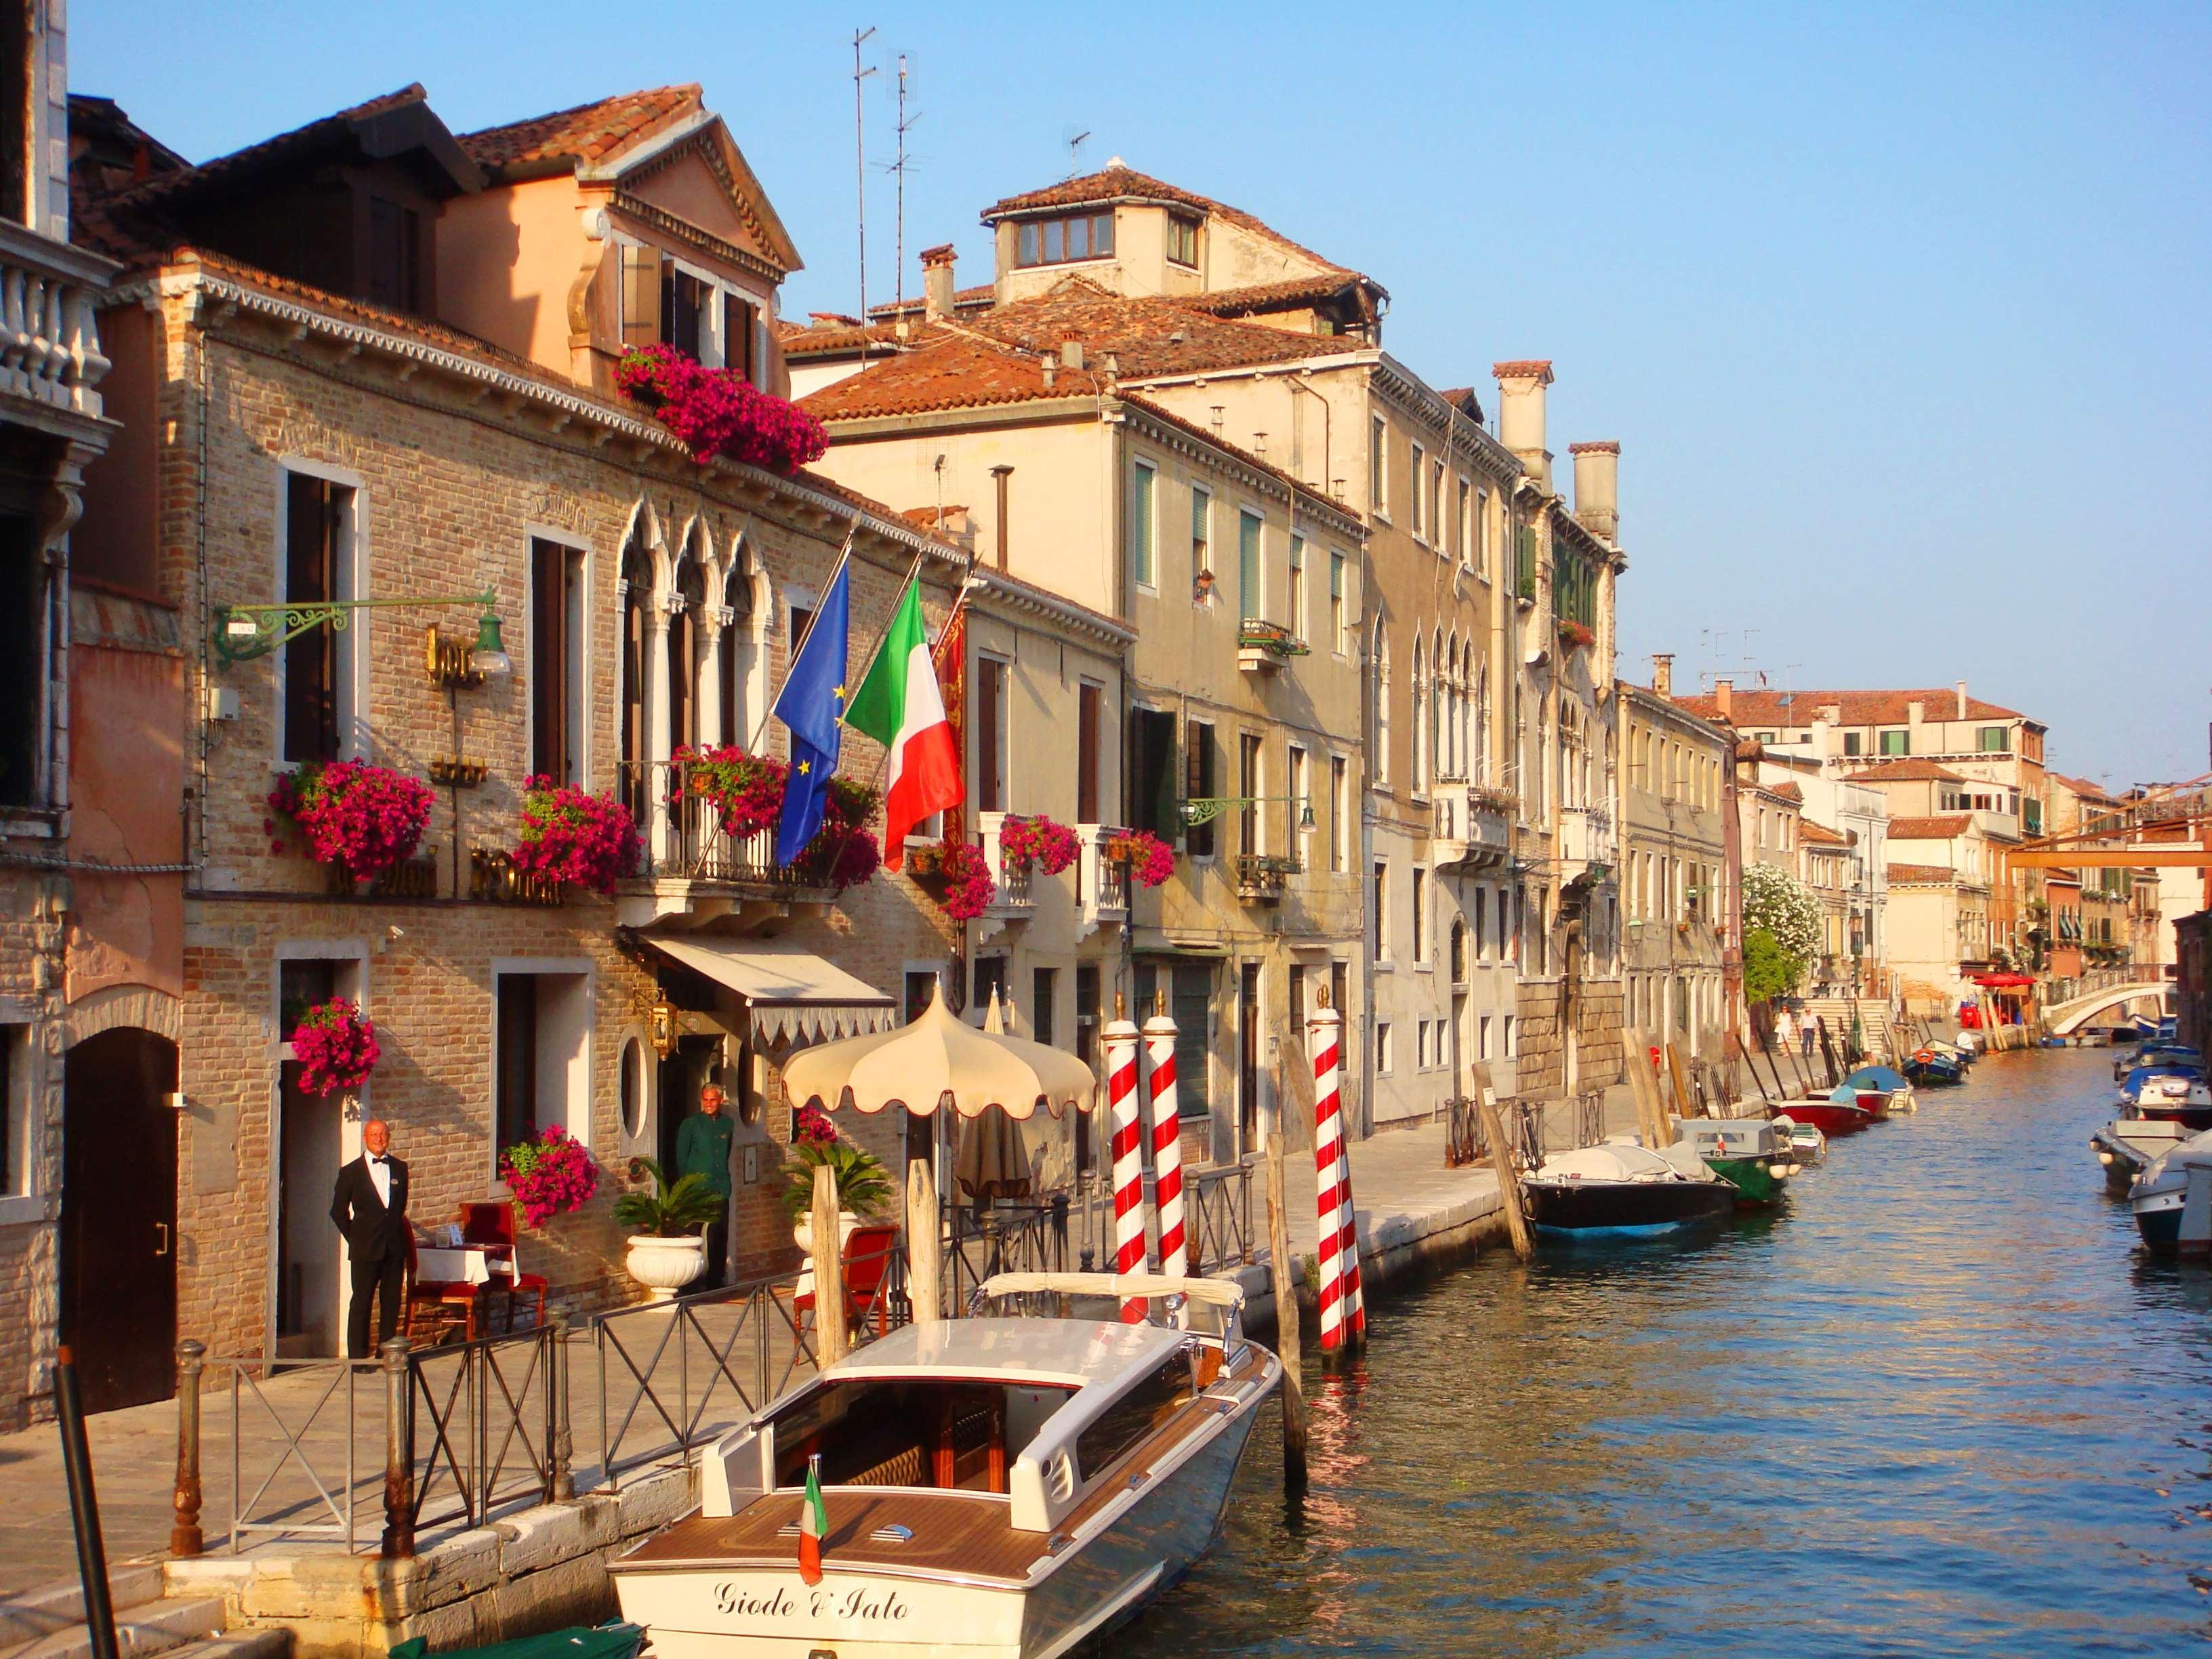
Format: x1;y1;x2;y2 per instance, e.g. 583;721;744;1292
769;1378;1078;1494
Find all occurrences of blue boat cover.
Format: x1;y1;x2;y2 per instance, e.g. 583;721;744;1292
1845;1065;1909;1092
2123;1063;2207;1099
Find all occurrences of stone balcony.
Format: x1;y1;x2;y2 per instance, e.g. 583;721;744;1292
1236;618;1309;676
975;811;1036;939
1078;823;1130;936
1435;783;1517;871
615;761;836;928
1234;853;1298;904
0;219;117;446
1559;803;1616;874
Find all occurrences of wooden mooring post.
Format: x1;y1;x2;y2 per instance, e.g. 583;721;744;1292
1262;1095;1308;1494
811;1162;849;1367
1475;1084;1533;1261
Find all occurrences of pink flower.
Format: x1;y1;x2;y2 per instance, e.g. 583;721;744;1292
939;840;998;920
614;346;827;475
999;814;1082;877
269;762;434;881
500;1126;598;1229
1106;830;1175;890
292;998;379;1097
513;783;643;896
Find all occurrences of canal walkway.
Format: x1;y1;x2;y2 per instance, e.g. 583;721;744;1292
0;1096;1639;1610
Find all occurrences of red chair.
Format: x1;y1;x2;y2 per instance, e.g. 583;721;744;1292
462;1201;549;1333
795;1223;903;1341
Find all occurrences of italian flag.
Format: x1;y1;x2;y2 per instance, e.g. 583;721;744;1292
798;1455;827;1585
844;580;962;870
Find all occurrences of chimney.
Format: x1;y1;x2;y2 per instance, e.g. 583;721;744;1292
1040;354;1057;391
1059;337;1084;371
1715;676;1734;720
1492;360;1554;491
1652;653;1673;699
920;243;956;322
1569;441;1619;542
1954;678;1968;720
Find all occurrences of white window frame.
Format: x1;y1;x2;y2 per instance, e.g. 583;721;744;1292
1369;416;1389;519
267;939;369;1347
1330;753;1349;874
271;457;368;772
1376;1021;1394;1076
489;956;596;1157
1287;533;1306;642
1288;743;1310;865
0;1012;41;1221
1412;864;1431;967
1235;503;1266;623
1329;550;1349;656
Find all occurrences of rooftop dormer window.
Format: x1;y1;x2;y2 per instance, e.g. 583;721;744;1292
1017;211;1113;268
1167;213;1199;267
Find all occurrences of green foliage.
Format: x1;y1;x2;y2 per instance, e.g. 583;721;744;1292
1742;926;1803;1006
779;1135;895;1221
613;1158;725;1237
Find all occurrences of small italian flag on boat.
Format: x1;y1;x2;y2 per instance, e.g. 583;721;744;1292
843;578;962;871
798;1454;827;1585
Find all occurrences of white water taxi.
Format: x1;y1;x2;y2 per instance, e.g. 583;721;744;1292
609;1272;1281;1658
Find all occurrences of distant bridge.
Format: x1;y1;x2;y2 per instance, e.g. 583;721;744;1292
2045;981;2173;1037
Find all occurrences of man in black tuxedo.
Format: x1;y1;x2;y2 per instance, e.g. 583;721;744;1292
330;1119;410;1357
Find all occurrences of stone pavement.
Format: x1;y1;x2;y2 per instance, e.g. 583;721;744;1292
0;1088;1645;1604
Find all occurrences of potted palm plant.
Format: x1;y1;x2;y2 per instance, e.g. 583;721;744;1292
614;1158;725;1301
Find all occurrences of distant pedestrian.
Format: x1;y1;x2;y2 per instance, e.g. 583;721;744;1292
330;1119;409;1358
676;1082;735;1288
1776;1006;1799;1052
1801;1015;1818;1060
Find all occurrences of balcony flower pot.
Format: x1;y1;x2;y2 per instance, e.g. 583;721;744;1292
615;344;828;475
999;813;1082;877
512;779;643;897
268;760;435;884
1557;619;1596;653
1103;829;1175;890
936;840;997;920
670;745;786;839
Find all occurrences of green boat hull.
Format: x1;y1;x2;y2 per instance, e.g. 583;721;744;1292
1706;1155;1786;1208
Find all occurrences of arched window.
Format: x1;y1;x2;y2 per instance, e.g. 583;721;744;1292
619;526;654;822
1473;672;1490;784
1411;636;1429;794
1372;619;1391;784
719;549;758;750
669;527;707;757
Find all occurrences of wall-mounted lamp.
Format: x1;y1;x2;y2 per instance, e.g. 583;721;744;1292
424;610;512;687
214;590;510;672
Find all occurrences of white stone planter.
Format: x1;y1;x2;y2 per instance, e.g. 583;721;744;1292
794;1211;861;1301
625;1233;707;1302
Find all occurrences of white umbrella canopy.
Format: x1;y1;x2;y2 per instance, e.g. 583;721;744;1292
781;983;1101;1120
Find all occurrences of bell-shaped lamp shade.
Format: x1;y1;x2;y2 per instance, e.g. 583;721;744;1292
470;610;512;678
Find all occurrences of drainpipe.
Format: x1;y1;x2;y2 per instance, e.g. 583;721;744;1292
990;465;1013;573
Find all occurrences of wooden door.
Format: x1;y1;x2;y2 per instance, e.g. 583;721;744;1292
61;1029;179;1412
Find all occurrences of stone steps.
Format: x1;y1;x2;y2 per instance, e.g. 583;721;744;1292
0;1572;279;1659
1801;998;1895;1063
0;1595;233;1659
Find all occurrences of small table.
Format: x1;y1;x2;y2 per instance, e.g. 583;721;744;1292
415;1246;513;1287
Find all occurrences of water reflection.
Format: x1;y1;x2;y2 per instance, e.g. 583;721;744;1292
1117;1050;2212;1656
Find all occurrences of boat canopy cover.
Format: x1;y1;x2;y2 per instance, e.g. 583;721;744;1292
1536;1143;1703;1183
2125;1063;2208;1097
1845;1065;1910;1091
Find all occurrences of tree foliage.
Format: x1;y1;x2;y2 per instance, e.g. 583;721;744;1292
1742;862;1822;961
1742;926;1801;1006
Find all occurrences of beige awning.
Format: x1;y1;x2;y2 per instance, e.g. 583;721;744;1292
642;937;895;1047
781;985;1101;1120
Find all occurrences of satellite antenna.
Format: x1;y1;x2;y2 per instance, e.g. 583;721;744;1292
1065;127;1091;179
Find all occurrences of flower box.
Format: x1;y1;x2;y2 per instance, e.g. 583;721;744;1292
1557;619;1596;653
615;345;828;475
500;1125;599;1229
1103;829;1174;890
512;778;643;897
291;997;379;1097
998;813;1082;876
268;760;435;884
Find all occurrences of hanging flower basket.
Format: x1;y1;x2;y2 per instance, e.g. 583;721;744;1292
999;813;1082;877
1557;619;1596;653
513;777;644;897
937;840;998;920
1468;783;1519;815
267;761;435;884
670;745;787;839
1104;829;1175;890
786;776;882;893
291;996;380;1097
499;1125;600;1229
615;345;828;476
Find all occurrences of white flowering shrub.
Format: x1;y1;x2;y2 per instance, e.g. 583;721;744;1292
1742;861;1822;961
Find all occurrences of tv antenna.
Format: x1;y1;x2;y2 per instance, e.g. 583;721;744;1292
879;54;922;322
852;27;878;343
1065;127;1091;180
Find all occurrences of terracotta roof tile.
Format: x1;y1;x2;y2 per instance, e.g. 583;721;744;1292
461;85;699;171
964;279;1345;377
780;319;949;360
1800;820;1851;846
979;164;1347;274
1841;760;1967;783
1889;815;1973;840
1766;779;1804;802
1887;863;1958;885
1493;359;1553;381
867;283;998;321
1673;687;2028;726
2050;772;2123;804
1175;270;1388;316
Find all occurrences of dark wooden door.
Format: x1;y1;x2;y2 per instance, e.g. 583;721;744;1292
61;1029;179;1412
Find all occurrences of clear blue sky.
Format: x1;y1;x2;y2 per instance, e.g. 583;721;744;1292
77;1;2211;789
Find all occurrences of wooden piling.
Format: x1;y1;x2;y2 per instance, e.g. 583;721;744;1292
811;1162;848;1367
1664;1042;1696;1124
1262;1105;1308;1494
905;1117;941;1327
1475;1086;1534;1261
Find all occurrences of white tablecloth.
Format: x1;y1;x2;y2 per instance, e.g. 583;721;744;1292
416;1246;512;1286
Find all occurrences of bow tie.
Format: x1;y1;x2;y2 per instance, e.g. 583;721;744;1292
370;1155;391;1166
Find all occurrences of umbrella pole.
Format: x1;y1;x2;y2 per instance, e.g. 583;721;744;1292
905;1114;941;1326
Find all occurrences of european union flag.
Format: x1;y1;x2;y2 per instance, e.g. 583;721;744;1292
771;550;852;866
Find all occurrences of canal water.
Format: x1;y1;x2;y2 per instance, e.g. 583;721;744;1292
1119;1046;2212;1656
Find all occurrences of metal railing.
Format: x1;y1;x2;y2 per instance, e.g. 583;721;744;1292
945;1196;1071;1308
1185;1160;1255;1271
172;1321;568;1561
616;760;834;888
1442;1097;1548;1170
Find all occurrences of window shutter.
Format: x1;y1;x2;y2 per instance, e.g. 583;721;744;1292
723;292;756;382
1077;684;1101;824
620;245;662;347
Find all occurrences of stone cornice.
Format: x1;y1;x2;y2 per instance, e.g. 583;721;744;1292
136;263;958;577
967;569;1135;649
1119;400;1366;539
610;189;783;289
1372;353;1520;484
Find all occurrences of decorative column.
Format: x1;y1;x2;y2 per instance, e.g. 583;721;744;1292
1142;995;1187;1278
697;603;732;747
1309;989;1366;1354
1103;996;1147;1322
646;593;678;864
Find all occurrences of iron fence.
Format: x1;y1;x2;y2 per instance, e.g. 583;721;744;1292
945;1195;1073;1309
407;1322;562;1537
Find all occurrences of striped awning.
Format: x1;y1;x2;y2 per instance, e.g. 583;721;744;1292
641;937;895;1047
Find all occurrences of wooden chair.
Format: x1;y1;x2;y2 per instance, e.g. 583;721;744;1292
403;1232;480;1345
460;1200;548;1333
794;1223;904;1341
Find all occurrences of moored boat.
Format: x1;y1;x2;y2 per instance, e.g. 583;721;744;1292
1764;1088;1877;1136
2091;1115;2190;1196
1678;1119;1798;1208
2129;1130;2212;1256
1844;1065;1916;1115
1771;1113;1827;1166
609;1273;1280;1659
2123;1071;2212;1133
1902;1046;1968;1088
1521;1140;1737;1239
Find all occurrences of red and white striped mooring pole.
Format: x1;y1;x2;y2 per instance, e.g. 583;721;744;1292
1103;996;1147;1322
1143;995;1187;1279
1310;989;1366;1354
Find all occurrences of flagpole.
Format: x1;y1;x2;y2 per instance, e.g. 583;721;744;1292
745;527;857;755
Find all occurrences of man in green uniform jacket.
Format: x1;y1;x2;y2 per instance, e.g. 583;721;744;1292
676;1082;734;1288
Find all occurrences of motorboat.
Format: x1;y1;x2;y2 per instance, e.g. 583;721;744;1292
1520;1138;1736;1239
1902;1046;1968;1088
1677;1119;1798;1208
1763;1086;1877;1137
1844;1065;1916;1115
2122;1071;2212;1133
2091;1115;2191;1196
2114;1043;2203;1084
609;1273;1281;1659
2129;1130;2212;1256
1771;1113;1827;1166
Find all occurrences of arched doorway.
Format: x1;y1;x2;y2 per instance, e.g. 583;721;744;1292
61;1027;178;1412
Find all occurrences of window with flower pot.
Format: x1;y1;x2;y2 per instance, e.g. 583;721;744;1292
274;948;364;1355
279;468;358;764
493;966;590;1166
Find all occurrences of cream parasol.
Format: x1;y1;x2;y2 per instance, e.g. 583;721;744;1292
782;983;1100;1120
